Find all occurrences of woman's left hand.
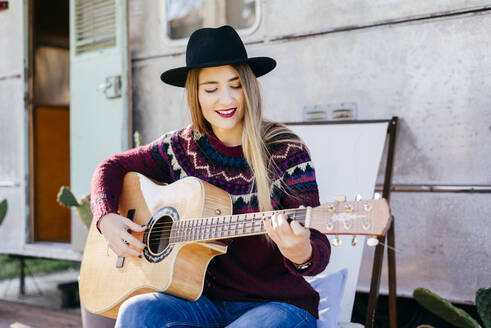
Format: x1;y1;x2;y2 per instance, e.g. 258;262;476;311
263;212;312;265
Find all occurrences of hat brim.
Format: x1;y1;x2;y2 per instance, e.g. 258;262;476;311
160;57;276;88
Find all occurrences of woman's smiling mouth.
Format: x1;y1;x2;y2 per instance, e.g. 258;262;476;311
215;108;237;118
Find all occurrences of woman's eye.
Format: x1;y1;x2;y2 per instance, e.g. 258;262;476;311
204;88;217;93
231;84;242;89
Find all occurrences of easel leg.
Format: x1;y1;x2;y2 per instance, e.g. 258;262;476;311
387;217;397;328
365;237;385;328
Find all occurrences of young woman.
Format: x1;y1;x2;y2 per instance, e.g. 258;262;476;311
91;25;330;328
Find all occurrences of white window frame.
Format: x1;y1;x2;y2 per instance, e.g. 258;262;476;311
161;0;261;48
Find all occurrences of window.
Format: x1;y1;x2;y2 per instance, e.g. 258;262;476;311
166;0;258;40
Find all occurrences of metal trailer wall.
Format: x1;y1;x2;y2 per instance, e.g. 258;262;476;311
0;1;28;255
128;1;491;304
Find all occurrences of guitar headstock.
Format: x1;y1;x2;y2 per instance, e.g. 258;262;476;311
309;196;391;237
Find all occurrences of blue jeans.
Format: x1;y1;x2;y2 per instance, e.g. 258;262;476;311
116;293;317;328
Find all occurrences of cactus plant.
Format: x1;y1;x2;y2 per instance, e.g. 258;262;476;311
134;130;142;147
476;288;491;328
413;288;480;328
57;186;93;229
0;199;7;227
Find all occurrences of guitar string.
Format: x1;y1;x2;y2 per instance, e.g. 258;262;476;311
145;211;308;243
143;208;306;234
141;204;377;235
143;210;306;232
145;214;308;242
143;206;378;242
145;210;377;243
143;205;375;237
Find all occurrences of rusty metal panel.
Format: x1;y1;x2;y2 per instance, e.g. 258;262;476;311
130;10;491;305
0;0;23;77
128;0;266;60
132;58;190;143
128;1;491;60
264;1;491;38
358;192;491;303
134;13;491;185
257;13;491;185
0;78;27;252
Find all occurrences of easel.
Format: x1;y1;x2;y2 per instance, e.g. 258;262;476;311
365;116;398;328
288;116;399;327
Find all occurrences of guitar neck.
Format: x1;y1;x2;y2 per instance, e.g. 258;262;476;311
169;208;308;243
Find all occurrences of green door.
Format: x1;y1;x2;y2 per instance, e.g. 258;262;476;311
69;0;130;199
70;0;130;249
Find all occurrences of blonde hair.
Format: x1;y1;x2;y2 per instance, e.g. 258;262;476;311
185;64;301;212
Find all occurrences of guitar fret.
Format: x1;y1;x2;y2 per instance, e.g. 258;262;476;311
230;215;237;237
223;216;228;238
197;219;202;241
196;219;201;241
244;214;251;234
205;218;210;240
191;220;196;241
169;221;176;243
222;216;227;238
212;217;218;239
201;218;206;241
172;208;312;244
227;216;231;237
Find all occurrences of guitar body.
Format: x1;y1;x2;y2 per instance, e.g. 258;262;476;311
79;173;232;318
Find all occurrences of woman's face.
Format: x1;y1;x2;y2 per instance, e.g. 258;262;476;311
198;65;245;138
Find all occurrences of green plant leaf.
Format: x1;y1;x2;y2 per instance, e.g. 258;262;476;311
476;287;491;328
0;199;7;227
57;186;80;207
414;288;480;328
76;194;93;229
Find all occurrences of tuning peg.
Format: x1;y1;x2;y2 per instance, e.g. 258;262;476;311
367;237;379;247
373;192;382;200
344;204;354;212
332;235;342;247
355;194;363;201
335;195;346;202
343;220;352;230
351;235;358;246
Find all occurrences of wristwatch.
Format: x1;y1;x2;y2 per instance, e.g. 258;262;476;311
293;258;312;271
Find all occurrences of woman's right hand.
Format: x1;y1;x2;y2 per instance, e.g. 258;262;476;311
99;213;147;258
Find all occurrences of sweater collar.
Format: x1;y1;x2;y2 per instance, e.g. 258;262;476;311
206;130;244;157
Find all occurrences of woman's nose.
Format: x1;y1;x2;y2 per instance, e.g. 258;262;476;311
217;88;234;106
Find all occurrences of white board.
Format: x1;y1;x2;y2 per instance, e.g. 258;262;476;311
288;122;388;323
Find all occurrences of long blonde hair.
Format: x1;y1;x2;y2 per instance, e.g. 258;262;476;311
185;63;300;211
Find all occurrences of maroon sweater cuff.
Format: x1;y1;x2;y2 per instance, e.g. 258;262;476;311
283;230;330;276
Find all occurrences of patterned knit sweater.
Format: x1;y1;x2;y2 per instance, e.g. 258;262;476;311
90;124;331;318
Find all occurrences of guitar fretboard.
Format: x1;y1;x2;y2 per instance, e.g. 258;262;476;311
168;209;308;243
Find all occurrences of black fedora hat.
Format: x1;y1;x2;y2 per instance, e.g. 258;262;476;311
160;25;276;87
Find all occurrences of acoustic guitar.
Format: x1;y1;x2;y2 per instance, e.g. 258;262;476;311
79;172;391;318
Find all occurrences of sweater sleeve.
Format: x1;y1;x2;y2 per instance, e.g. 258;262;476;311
90;133;174;232
274;141;331;276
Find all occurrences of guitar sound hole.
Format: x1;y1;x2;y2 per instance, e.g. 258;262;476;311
148;215;173;255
